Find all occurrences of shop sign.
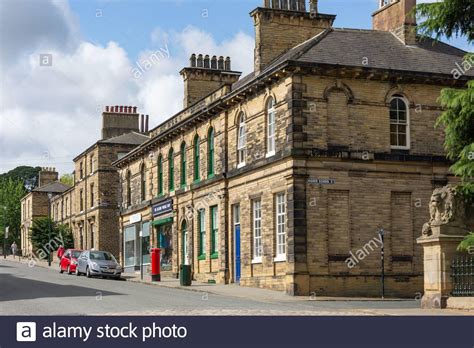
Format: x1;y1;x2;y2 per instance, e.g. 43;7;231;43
152;199;173;217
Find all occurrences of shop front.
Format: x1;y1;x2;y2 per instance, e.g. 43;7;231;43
151;199;174;276
123;212;151;273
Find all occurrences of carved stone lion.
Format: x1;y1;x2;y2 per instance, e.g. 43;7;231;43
422;185;467;237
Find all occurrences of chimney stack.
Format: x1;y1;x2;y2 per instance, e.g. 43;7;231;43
38;167;58;187
373;0;417;45
101;105;140;139
251;0;336;74
180;53;242;108
140;114;145;133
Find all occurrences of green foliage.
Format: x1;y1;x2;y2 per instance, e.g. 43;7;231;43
416;0;474;251
0;166;41;190
457;233;474;253
415;0;474;42
60;174;74;187
0;178;27;246
436;79;474;200
30;218;74;256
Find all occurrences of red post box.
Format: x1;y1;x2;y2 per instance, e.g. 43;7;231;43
151;248;161;281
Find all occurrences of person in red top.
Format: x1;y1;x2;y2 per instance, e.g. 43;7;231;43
57;245;65;261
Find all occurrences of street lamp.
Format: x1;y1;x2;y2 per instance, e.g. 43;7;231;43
378;228;385;300
47;193;53;267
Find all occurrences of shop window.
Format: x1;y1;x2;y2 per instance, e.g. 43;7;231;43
124;226;136;268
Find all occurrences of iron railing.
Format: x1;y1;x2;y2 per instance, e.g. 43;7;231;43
451;256;474;297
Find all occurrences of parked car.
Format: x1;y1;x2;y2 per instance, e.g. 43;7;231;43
75;250;122;280
59;249;83;275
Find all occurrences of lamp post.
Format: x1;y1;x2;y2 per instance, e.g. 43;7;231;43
47;193;53;267
378;228;385;300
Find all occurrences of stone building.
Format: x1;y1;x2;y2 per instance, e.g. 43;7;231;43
51;106;150;257
20;168;71;256
114;0;472;297
22;107;149;258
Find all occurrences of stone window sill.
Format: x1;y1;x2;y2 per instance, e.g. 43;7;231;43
274;255;286;263
265;151;275;158
251;257;262;264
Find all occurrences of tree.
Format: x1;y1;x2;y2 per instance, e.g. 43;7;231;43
415;0;473;43
0;178;27;247
60;174;74;187
0;166;41;190
30;218;74;258
415;0;474;251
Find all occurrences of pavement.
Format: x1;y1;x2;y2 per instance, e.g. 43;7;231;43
1;256;472;316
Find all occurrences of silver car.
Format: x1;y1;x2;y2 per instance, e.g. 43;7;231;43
75;250;122;280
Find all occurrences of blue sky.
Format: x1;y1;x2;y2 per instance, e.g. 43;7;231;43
70;0;470;61
0;0;471;175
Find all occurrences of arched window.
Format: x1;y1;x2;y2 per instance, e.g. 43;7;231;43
157;155;163;195
180;142;186;188
141;164;147;201
194;135;200;182
267;97;276;156
237;112;246;166
168;148;175;192
208;127;215;177
390;95;410;149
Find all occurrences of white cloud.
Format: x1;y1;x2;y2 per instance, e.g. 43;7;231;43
0;1;254;175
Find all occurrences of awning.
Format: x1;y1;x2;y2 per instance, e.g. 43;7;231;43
152;217;173;226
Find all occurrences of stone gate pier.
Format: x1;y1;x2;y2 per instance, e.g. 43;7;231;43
417;185;474;309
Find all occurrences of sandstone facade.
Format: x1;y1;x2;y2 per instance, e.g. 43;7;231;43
113;0;473;297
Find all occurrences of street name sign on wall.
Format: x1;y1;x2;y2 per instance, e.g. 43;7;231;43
308;178;336;185
152;199;173;217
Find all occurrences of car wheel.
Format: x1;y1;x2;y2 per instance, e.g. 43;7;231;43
59;266;64;274
114;275;121;281
86;266;91;278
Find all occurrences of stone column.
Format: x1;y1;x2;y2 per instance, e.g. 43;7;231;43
417;229;465;309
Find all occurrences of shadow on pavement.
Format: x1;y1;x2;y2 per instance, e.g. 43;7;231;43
0;273;123;302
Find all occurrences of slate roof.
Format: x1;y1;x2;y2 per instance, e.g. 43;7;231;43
100;131;149;145
233;28;472;91
33;181;71;194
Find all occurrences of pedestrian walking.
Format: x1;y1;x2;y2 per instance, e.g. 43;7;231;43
11;242;17;259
